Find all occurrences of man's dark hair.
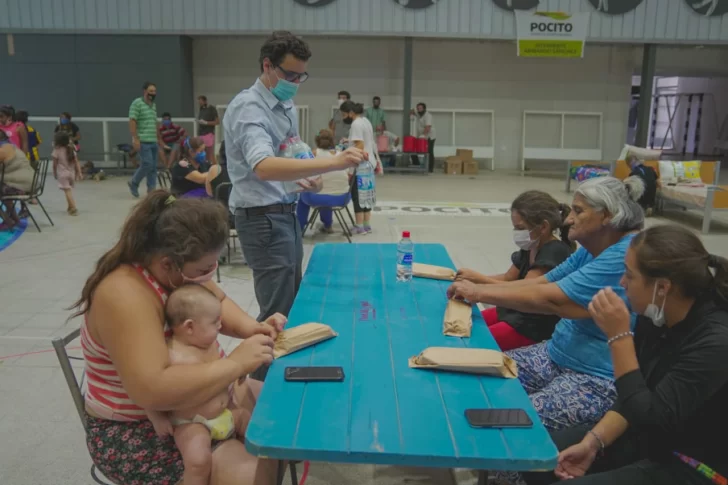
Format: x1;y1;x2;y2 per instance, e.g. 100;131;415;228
162;112;171;118
417;102;427;111
61;111;72;120
338;91;351;100
373;96;381;102
143;81;156;90
258;31;312;72
198;95;207;102
340;101;364;115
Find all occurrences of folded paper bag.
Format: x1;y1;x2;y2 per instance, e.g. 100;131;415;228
412;263;456;281
443;299;472;337
273;323;338;359
408;347;518;378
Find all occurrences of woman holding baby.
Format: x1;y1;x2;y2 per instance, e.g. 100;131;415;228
71;190;284;485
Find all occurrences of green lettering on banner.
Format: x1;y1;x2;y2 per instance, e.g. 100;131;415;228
518;39;583;58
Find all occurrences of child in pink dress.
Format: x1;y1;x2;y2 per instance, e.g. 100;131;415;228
52;133;82;215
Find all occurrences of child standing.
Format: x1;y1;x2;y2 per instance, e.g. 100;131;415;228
52;132;82;215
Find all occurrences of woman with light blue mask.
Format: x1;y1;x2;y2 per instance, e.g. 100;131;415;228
449;176;645;432
170;137;210;198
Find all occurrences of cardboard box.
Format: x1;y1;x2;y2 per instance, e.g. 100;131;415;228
444;157;463;175
463;160;479;175
456;149;474;161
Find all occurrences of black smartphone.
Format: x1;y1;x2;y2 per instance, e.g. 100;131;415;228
464;408;533;428
284;366;345;382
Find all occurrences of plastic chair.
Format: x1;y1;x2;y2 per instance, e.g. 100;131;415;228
213;181;239;283
301;177;356;243
52;327;117;485
1;158;54;232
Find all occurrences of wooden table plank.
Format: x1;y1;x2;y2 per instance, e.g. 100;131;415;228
246;243;558;471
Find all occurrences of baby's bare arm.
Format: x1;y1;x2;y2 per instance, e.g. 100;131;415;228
147;409;174;437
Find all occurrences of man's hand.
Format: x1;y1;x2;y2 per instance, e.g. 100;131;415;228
296;176;323;193
334;147;367;170
132;137;140;152
446;280;481;303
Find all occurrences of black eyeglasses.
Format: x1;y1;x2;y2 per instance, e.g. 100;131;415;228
275;65;309;83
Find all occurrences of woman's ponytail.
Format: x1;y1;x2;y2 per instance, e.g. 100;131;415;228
69;190;173;318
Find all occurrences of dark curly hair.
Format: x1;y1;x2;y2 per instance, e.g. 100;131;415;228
258;31;311;72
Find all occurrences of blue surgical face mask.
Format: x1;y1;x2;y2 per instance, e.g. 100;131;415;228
162;120;172;127
194;151;207;165
269;70;299;102
60;118;69;125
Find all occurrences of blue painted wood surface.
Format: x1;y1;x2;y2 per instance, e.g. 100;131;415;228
246;243;558;471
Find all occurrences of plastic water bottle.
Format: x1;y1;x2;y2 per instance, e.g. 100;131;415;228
397;231;414;282
356;161;376;209
281;136;315;193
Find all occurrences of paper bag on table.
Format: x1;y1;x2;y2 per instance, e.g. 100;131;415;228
273;323;338;359
408;347;518;378
443;299;472;337
412;263;456;281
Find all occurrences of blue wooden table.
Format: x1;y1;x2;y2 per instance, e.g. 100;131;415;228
246;243;558;478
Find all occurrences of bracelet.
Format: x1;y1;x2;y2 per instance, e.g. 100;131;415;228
588;429;605;455
607;331;634;346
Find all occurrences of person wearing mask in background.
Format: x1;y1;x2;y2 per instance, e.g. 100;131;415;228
0;130;33;230
197;95;219;165
365;96;387;134
54;111;81;152
158;112;187;168
14;111;41;169
341;100;381;235
329;90;351;144
411;102;436;173
224;32;367;381
296;129;352;235
170;137;209;198
0;105;28;156
456;191;574;351
522;225;728;485
128;81;163;198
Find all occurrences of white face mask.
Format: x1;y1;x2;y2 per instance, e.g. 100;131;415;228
644;282;667;327
513;229;538;251
337;98;345;107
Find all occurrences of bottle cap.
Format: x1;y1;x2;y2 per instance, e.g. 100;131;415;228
402;231;410;238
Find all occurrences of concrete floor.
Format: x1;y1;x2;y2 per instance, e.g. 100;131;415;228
2;171;728;485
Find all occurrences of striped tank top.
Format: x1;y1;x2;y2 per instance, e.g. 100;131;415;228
82;264;225;421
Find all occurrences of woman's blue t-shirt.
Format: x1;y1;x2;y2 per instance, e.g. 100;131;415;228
545;233;637;380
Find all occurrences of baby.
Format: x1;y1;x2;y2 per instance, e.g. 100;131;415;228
146;284;248;485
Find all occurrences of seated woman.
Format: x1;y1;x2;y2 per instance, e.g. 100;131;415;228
457;190;573;351
171;137;209;198
296;129;351;234
72;191;285;485
523;224;728;485
448;176;644;430
0;130;34;230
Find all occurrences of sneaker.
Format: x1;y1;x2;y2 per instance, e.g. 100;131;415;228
68;208;78;216
352;226;367;235
318;224;335;235
128;182;139;198
363;225;372;234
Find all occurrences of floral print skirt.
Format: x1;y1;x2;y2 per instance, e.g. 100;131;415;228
86;414;183;485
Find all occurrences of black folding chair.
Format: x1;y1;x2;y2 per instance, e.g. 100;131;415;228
301;176;357;243
53;328;117;485
213;181;240;283
157;168;172;189
0;158;54;232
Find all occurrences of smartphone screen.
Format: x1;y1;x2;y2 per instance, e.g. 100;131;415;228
464;408;533;428
284;366;345;382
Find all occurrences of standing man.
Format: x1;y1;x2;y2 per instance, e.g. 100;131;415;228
157;112;187;168
197;95;219;165
365;96;387;134
224;32;366;379
128;82;162;197
412;102;436;173
329;90;351;144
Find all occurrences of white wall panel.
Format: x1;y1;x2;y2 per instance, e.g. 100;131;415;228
1;0;727;43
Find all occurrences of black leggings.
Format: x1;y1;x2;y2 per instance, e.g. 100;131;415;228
351;178;371;214
522;425;706;485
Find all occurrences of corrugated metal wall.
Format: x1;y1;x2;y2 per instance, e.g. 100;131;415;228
1;0;727;43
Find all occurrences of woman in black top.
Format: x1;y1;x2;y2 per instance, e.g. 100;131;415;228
456;190;573;350
524;224;728;485
170;137;209;198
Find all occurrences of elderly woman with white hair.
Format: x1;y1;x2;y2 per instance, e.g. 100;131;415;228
449;176;645;430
